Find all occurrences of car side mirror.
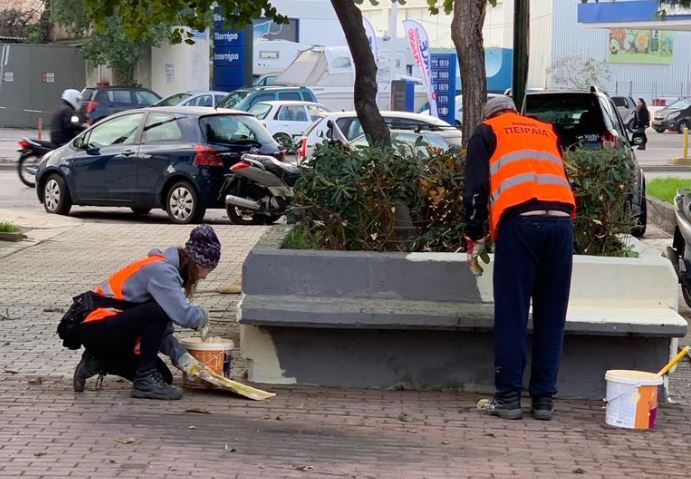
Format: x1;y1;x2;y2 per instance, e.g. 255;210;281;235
631;131;647;146
72;137;85;149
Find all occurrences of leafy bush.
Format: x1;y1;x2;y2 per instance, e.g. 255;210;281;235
563;147;636;256
0;222;19;233
289;144;636;257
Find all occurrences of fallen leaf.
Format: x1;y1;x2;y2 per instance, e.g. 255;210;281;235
33;451;47;457
28;377;43;385
398;413;413;423
229;448;236;453
116;437;136;444
573;468;585;474
185;407;211;414
109;459;117;464
275;415;283;421
484;433;495;437
294;465;314;471
3;369;19;374
441;441;450;445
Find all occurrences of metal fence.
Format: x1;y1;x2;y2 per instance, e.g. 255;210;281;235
611;80;691;103
0;43;85;128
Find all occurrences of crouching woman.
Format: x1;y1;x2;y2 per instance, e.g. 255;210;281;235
73;224;221;400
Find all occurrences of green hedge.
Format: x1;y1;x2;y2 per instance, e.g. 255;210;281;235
287;143;636;256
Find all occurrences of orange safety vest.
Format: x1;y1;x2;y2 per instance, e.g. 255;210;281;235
83;255;165;324
483;112;575;238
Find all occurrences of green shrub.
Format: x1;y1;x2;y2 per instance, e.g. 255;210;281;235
290;144;636;257
0;222;19;233
563;147;635;256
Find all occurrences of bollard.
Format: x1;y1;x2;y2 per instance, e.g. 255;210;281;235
37;117;43;140
684;127;689;161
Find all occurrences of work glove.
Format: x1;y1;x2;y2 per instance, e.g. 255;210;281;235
465;235;491;276
196;307;210;342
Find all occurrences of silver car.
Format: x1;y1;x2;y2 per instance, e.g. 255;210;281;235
154;90;228;108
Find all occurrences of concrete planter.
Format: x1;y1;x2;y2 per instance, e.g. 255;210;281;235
238;226;687;399
0;228;26;242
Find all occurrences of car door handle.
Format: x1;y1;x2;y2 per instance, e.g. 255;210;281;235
116;149;136;158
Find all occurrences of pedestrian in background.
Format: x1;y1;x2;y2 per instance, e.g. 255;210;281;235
463;96;576;420
72;225;220;400
634;98;650;150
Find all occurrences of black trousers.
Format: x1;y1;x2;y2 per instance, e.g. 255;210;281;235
493;215;573;399
81;302;172;382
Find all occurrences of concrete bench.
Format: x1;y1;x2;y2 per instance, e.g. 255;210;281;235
238;229;687;399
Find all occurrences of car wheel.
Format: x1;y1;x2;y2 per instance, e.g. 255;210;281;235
131;207;152;215
43;174;72;215
678;120;689;133
630;194;647;238
165;181;205;224
273;133;295;153
17;155;38;188
626;118;636;132
654;128;665;133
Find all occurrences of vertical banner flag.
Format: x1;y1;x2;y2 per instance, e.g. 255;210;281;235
402;19;437;117
363;17;378;66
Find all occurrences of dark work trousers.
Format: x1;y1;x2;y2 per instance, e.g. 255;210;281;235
81;302;172;382
493;214;574;399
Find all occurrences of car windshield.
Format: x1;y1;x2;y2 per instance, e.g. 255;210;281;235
247;103;272;120
156;93;192;106
200;114;274;145
668;99;691;110
218;90;249;109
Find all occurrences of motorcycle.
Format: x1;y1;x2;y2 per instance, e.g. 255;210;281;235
222;153;301;225
17;137;53;188
666;189;691;307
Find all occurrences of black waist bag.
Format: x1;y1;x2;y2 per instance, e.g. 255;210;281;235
57;292;138;350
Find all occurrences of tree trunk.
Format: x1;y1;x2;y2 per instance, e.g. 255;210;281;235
330;0;390;146
451;0;488;147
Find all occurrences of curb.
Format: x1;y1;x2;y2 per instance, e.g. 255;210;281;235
642;165;691;173
647;197;675;236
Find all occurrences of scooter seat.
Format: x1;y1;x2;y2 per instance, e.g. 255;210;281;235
27;138;54;148
282;168;301;187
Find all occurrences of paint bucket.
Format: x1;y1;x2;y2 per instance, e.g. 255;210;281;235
604;370;663;430
180;337;234;389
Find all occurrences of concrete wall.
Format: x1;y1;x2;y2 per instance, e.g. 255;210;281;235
151;35;210;97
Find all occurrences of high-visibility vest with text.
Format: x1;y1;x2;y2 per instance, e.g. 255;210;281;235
483;112;575;238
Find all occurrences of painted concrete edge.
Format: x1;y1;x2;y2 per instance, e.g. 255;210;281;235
647;196;675;236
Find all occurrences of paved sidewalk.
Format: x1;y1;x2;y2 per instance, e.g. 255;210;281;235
0;214;689;478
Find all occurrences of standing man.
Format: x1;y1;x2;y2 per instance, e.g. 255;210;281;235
463;96;576;420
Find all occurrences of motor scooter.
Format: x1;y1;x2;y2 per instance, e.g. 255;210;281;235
17;137;53;187
666;189;691;307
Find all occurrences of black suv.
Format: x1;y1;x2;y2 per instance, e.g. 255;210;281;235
79;86;161;124
652;98;691;133
522;87;647;237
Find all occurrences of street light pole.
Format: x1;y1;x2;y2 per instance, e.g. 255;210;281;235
512;0;529;111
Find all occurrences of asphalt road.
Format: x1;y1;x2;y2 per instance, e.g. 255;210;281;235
0;171;231;224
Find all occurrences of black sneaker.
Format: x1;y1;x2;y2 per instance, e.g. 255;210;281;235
73;350;105;392
488;394;523;420
132;369;183;400
531;396;554;421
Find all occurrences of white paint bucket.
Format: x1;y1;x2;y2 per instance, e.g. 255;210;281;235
180;337;234;389
605;370;662;430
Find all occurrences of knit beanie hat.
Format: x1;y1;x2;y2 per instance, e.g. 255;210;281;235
482;96;517;119
185;224;221;270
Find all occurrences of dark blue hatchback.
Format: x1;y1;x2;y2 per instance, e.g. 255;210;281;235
36;106;283;224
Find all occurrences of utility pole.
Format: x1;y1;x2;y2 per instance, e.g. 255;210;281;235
512;0;529;111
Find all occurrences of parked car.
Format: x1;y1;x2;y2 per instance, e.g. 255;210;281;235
78;86;161;124
611;95;637;131
350;129;453;157
247;101;331;145
253;74;277;87
652;98;691;133
297;111;462;162
35;106;283;224
216;86;317;112
154;90;228;108
522;87;647;237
